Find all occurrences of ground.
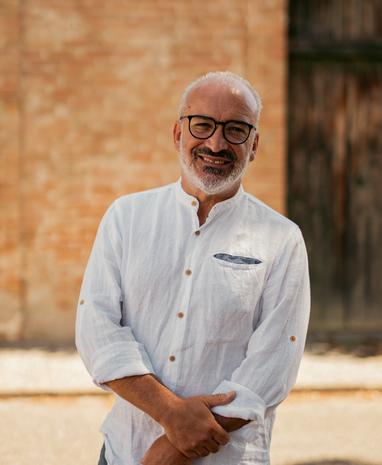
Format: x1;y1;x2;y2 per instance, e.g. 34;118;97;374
1;390;381;465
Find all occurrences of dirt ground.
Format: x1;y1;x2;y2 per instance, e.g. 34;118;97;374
1;390;381;465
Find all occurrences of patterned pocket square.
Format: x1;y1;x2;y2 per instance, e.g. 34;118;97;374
214;253;262;265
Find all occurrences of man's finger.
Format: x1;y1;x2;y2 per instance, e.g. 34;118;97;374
203;391;236;408
205;439;220;453
185;449;201;459
213;427;230;445
195;446;210;457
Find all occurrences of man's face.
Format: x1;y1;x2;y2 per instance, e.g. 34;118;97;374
173;81;259;196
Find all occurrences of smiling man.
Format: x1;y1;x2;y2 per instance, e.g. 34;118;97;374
76;71;310;465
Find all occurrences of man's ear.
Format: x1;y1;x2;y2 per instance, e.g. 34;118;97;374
173;121;181;150
249;133;259;162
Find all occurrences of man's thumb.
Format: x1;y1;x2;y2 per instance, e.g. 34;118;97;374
204;391;236;408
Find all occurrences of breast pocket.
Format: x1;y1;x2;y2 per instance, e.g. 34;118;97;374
212;254;266;294
204;255;266;342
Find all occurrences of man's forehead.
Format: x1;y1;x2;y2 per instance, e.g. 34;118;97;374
187;80;247;101
185;80;257;116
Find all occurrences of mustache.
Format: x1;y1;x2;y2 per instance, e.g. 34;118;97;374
192;147;236;162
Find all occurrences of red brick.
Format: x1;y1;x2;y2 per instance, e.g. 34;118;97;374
1;0;286;343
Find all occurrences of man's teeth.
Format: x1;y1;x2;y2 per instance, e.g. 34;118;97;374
200;156;227;165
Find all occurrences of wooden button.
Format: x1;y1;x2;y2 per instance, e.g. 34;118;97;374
169;355;176;362
191;200;197;207
79;299;85;305
185;269;192;276
177;312;184;318
195;230;200;236
290;335;296;342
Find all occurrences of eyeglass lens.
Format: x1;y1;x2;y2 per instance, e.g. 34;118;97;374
189;116;251;144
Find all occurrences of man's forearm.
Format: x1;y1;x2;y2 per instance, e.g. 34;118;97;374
105;375;235;459
213;413;250;432
105;375;248;434
105;374;180;424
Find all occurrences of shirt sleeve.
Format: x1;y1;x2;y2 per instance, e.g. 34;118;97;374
211;226;310;421
75;200;155;391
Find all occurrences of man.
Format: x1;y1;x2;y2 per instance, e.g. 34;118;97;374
76;71;310;465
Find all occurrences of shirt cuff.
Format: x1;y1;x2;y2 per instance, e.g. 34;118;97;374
210;380;266;422
91;341;155;391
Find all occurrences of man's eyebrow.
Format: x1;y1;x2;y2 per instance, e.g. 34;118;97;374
228;119;252;125
194;114;253;124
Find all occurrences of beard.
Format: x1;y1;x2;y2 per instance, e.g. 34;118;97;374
179;145;250;195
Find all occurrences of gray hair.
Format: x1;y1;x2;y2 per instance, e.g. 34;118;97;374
178;71;262;125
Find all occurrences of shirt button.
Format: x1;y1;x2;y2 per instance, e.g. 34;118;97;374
169;355;176;362
185;269;192;276
290;336;296;342
191;200;197;207
195;230;200;236
79;299;85;305
177;312;184;318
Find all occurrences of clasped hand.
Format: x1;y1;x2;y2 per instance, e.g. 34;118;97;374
141;391;236;465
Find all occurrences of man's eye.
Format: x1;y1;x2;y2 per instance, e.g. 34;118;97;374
193;123;213;130
227;125;246;134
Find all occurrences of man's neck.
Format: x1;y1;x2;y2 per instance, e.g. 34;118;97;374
181;177;241;226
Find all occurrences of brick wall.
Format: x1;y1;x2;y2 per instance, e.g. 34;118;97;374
0;0;287;343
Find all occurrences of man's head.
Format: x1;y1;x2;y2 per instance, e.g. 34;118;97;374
173;71;262;197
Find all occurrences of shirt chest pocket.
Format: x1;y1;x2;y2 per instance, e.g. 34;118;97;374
212;253;266;286
201;255;266;341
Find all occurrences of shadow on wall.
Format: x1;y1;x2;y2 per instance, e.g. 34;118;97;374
292;461;375;465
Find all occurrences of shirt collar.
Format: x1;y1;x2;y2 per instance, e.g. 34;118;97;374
174;178;244;211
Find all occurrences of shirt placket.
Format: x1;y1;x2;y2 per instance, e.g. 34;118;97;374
165;199;202;385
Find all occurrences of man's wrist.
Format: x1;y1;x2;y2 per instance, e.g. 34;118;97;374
156;396;184;428
155;393;183;428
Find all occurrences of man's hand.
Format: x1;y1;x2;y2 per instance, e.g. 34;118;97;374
141;435;191;465
104;375;237;458
159;391;236;458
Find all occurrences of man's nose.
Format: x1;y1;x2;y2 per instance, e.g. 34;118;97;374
204;124;228;152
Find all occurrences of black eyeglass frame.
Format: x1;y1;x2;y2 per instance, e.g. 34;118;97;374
179;114;256;145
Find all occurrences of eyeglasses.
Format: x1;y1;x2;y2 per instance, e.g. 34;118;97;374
179;114;256;145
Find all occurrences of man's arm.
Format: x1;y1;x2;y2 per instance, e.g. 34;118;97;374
213;413;250;432
105;374;177;425
139;414;249;465
75;202;236;460
210;226;310;425
105;374;235;458
105;375;246;432
141;435;192;465
75;201;156;391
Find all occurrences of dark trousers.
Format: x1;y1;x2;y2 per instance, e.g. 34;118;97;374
98;443;107;465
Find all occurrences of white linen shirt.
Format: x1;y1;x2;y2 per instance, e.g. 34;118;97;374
75;180;310;465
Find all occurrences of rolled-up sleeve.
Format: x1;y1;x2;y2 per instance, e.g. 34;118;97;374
211;226;310;421
75;201;155;390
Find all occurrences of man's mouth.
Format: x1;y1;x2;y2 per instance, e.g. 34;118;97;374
193;148;235;166
197;155;231;166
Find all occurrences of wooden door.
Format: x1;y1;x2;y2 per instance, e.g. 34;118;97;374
288;0;382;334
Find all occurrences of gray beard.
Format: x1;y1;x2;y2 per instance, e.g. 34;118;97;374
179;149;249;195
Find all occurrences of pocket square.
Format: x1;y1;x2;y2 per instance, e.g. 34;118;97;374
214;253;262;265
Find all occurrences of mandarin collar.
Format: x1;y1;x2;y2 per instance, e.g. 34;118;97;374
174;178;244;211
